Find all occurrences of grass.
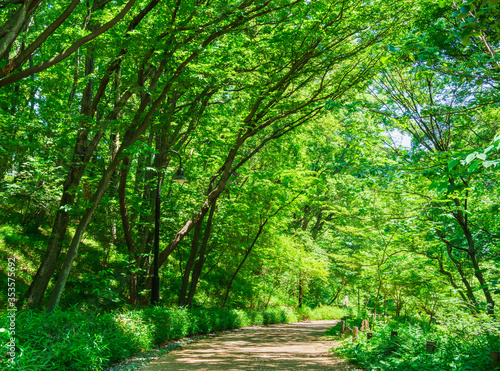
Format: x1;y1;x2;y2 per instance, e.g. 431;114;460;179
0;304;345;370
332;311;500;371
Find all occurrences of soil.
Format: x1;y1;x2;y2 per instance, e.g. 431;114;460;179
136;320;360;371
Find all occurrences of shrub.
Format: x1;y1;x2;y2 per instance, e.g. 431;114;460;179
333;310;500;371
2;305;320;370
310;305;345;320
295;306;313;321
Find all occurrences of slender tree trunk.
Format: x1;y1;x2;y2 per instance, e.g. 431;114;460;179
423;251;469;304
222;222;267;308
328;281;345;305
437;230;478;309
449;182;495;313
298;276;303;308
463;227;495;314
45;79;172;310
178;217;203;307
373;263;383;317
187;199;217;306
119;156;140;306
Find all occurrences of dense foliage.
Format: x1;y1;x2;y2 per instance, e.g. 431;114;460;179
0;305;343;370
334;307;500;370
1;0;500;369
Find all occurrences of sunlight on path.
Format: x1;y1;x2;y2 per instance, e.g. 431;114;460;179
139;320;359;370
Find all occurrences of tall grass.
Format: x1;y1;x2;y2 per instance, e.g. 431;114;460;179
333;311;500;371
0;305;343;370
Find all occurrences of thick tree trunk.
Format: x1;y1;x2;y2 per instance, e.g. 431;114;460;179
24;51;97;308
47;153;123;311
45;80;171;310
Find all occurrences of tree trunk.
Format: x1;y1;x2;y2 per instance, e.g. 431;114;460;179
187;199;217;306
24;49;97;308
463;227;495;314
222;222;267;308
118;155;140;306
178;217;203;307
47;153;123;311
298;277;303;308
328;279;345;305
436;229;478;309
45;81;171;310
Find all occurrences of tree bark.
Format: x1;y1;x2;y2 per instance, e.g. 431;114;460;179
178;216;203;307
298;276;303;308
0;0;137;86
222;222;267;308
187;198;217;307
24;45;98;308
45;77;172;310
118;155;140;306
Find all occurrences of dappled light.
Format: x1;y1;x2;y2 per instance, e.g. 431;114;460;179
140;322;356;371
1;0;500;370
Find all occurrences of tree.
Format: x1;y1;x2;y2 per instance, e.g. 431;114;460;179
369;3;500;311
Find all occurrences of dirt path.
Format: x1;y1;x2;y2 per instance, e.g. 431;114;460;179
139;320;359;370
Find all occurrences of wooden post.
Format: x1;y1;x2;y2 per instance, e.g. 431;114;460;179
426;341;437;354
344;326;351;339
491;351;500;369
340;320;346;336
367;332;374;339
353;326;359;341
361;319;370;331
391;331;398;338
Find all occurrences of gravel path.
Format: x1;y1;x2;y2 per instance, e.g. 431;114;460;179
137;320;360;371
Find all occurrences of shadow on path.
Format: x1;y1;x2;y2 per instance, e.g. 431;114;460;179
139;320;359;371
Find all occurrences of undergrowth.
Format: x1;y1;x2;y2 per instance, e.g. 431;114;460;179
333;311;500;371
0;304;344;370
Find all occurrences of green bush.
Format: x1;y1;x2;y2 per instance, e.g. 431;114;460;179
3;305;337;370
333;311;500;371
295;306;313;321
310;305;345;320
262;307;296;325
0;307;145;370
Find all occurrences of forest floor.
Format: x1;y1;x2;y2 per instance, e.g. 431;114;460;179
129;320;361;371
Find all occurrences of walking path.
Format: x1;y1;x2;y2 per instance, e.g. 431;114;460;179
139;320;359;370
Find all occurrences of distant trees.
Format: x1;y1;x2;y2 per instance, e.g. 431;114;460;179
1;0;498;317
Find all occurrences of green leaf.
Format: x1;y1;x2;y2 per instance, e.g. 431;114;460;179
483;160;499;168
448;159;460;170
477;153;487;160
438;0;446;7
468;161;480;172
460;5;471;14
388;45;397;53
437;182;448;193
484;145;495;154
465;153;476;163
